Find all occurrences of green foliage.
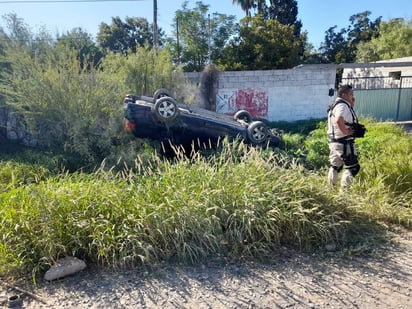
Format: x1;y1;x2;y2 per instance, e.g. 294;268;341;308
0;11;411;279
356;18;412;62
347;12;381;45
271;121;329;170
97;16;162;54
1;13;32;49
168;1;237;72
219;14;303;70
232;0;254;17
304;129;329;170
100;46;185;97
0;143;364;276
1;122;411;277
266;0;302;36
0;143;66;173
1;45;123;168
0;161;50;192
233;0;302;36
270;119;324;135
320;11;381;63
1;24;186;169
354;121;412;193
320;26;350;64
56;28;103;69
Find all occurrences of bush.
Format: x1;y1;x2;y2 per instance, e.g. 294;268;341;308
1;43;187;170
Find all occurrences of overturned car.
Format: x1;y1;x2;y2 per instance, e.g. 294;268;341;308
123;89;282;154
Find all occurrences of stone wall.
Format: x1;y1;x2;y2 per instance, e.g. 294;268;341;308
0;107;35;147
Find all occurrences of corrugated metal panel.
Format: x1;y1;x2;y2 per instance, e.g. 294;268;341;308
341;76;412;121
355;89;398;121
398;88;412;121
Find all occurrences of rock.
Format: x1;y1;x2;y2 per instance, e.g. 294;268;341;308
325;243;337;252
0;106;37;147
44;257;86;281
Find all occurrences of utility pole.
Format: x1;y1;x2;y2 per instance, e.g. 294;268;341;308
176;18;180;64
208;14;211;64
153;0;158;48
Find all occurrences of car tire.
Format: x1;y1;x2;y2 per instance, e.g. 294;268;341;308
234;110;252;123
153;88;172;100
247;121;269;145
269;134;282;147
152;97;179;123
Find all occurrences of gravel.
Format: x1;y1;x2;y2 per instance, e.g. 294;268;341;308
1;230;411;309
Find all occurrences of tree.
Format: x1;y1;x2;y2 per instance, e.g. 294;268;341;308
1;13;32;50
219;14;303;70
347;11;381;45
0;14;55;80
319;26;349;63
168;1;237;72
356;18;412;62
101;46;185;97
0;14;55;56
232;0;301;33
266;0;302;35
0;14;55;105
232;0;255;17
319;11;381;63
231;0;305;62
56;28;103;69
97;16;163;54
0;27;7;55
300;32;324;64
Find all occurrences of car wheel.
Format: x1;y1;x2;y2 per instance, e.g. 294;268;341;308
152;97;179;123
247;121;269;145
234;110;252;123
153;88;172;100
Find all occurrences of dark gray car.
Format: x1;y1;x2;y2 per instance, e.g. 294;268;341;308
124;89;282;154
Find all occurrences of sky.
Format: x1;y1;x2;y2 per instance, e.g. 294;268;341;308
1;0;411;48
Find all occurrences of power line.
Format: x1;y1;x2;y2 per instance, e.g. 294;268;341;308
0;0;145;3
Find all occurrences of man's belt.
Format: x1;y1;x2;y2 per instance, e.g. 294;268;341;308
328;135;354;143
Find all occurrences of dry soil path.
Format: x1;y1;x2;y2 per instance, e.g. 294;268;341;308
1;230;411;309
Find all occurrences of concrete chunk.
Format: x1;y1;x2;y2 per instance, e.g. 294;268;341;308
44;256;86;281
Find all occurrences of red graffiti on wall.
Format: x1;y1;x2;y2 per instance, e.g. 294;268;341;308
228;88;268;118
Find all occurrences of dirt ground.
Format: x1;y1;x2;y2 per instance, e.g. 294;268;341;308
1;229;411;309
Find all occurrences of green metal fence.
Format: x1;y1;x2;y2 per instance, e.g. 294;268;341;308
341;76;412;121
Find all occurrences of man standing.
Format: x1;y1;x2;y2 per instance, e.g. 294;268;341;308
327;84;362;188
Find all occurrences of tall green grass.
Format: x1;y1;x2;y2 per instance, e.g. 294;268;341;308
1;121;411;278
0;143;361;276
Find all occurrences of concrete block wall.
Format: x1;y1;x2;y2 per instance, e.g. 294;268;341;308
214;64;337;122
